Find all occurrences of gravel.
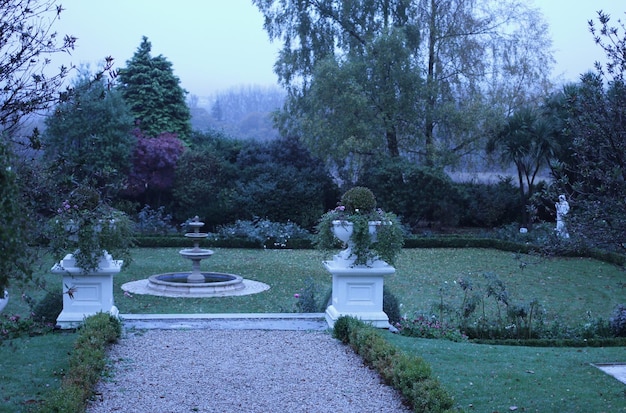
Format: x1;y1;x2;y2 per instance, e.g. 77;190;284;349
87;329;412;413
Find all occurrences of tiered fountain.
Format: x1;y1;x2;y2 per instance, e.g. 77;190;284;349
147;216;245;296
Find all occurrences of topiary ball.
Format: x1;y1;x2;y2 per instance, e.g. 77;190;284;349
341;186;377;214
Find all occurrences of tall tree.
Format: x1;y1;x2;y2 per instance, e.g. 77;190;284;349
545;11;626;251
487;107;555;228
117;37;192;143
253;0;554;173
0;0;77;142
43;71;136;197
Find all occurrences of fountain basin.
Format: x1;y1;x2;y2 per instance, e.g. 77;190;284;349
147;272;245;296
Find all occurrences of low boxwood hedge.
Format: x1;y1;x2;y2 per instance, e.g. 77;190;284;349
333;316;455;413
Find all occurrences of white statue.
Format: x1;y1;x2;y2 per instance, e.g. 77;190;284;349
555;194;570;238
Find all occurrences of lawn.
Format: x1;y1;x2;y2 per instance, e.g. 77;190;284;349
0;332;77;413
1;247;625;411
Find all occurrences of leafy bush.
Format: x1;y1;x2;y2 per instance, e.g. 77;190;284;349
332;316;454;412
135;205;177;235
341;186;377;213
383;286;402;325
36;312;121;413
609;304;626;337
32;290;63;324
395;314;467;342
457;178;521;227
216;218;312;248
292;277;330;313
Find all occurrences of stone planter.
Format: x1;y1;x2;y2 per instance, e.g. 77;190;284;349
52;251;122;329
331;220;380;263
324;255;394;329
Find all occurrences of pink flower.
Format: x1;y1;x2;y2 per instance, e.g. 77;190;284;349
294;293;300;299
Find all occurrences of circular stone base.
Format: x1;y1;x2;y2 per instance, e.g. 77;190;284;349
122;275;269;298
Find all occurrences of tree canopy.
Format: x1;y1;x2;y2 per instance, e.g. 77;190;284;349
253;0;554;177
117;36;192;143
43;72;136;196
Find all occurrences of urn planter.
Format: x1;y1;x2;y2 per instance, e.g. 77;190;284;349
53;251;122;329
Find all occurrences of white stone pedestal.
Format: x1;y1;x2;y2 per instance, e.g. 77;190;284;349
52;252;122;329
324;254;395;329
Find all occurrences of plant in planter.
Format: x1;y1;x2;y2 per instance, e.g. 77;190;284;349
47;186;134;273
316;186;404;266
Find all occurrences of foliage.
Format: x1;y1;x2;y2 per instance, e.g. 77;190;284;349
609;304;626;337
46;185;135;273
253;0;554;170
230;136;339;229
0;313;55;341
135;205;178;236
36;312;121;413
332;316;454;412
117;36;192;143
173;130;242;222
42;72;135;196
0;141;32;291
358;159;464;228
395;314;467;342
32;290;63;325
316;186;405;266
457;178;522;227
126;130;185;206
0;0;76;138
215;218;311;249
383;286;402;325
544;12;626;252
291;277;329;313
208;84;284;140
487;106;556;228
340;186;377;213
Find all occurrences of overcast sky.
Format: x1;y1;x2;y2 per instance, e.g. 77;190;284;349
52;0;625;97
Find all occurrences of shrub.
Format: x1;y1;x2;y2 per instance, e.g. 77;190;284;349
609;304;626;337
383;286;402;325
332;316;454;412
135;205;177;235
36;312;121;413
216;218;312;248
341;186;377;213
293;277;329;313
32;290;63;324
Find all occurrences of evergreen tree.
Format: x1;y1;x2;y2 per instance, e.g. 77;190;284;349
117;36;192;143
43;72;136;197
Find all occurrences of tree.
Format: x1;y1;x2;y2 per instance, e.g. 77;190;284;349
117;36;192;143
42;71;135;197
544;11;626;251
126;129;185;207
253;0;554;173
0;1;84;292
0;0;77;141
487;107;555;228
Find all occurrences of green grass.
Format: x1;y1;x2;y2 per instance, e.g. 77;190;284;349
0;332;77;413
385;332;626;412
2;247;625;411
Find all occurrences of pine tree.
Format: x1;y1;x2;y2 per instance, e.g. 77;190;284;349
117;36;192;143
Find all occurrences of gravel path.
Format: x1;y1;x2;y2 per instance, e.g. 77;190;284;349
87;329;412;413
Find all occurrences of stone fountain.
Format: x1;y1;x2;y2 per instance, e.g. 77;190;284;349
146;216;246;296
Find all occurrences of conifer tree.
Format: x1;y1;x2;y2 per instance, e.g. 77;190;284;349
117;36;192;143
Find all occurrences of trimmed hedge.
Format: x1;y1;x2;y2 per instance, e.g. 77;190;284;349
333;316;455;413
36;313;121;413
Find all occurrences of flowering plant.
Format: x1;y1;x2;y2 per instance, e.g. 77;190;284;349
47;186;134;273
315;186;404;266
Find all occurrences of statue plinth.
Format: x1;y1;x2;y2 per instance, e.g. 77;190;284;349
324;254;395;329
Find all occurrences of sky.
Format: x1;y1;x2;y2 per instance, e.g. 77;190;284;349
51;0;625;98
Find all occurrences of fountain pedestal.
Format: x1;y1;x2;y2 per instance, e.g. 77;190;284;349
53;252;122;329
324;254;395;329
